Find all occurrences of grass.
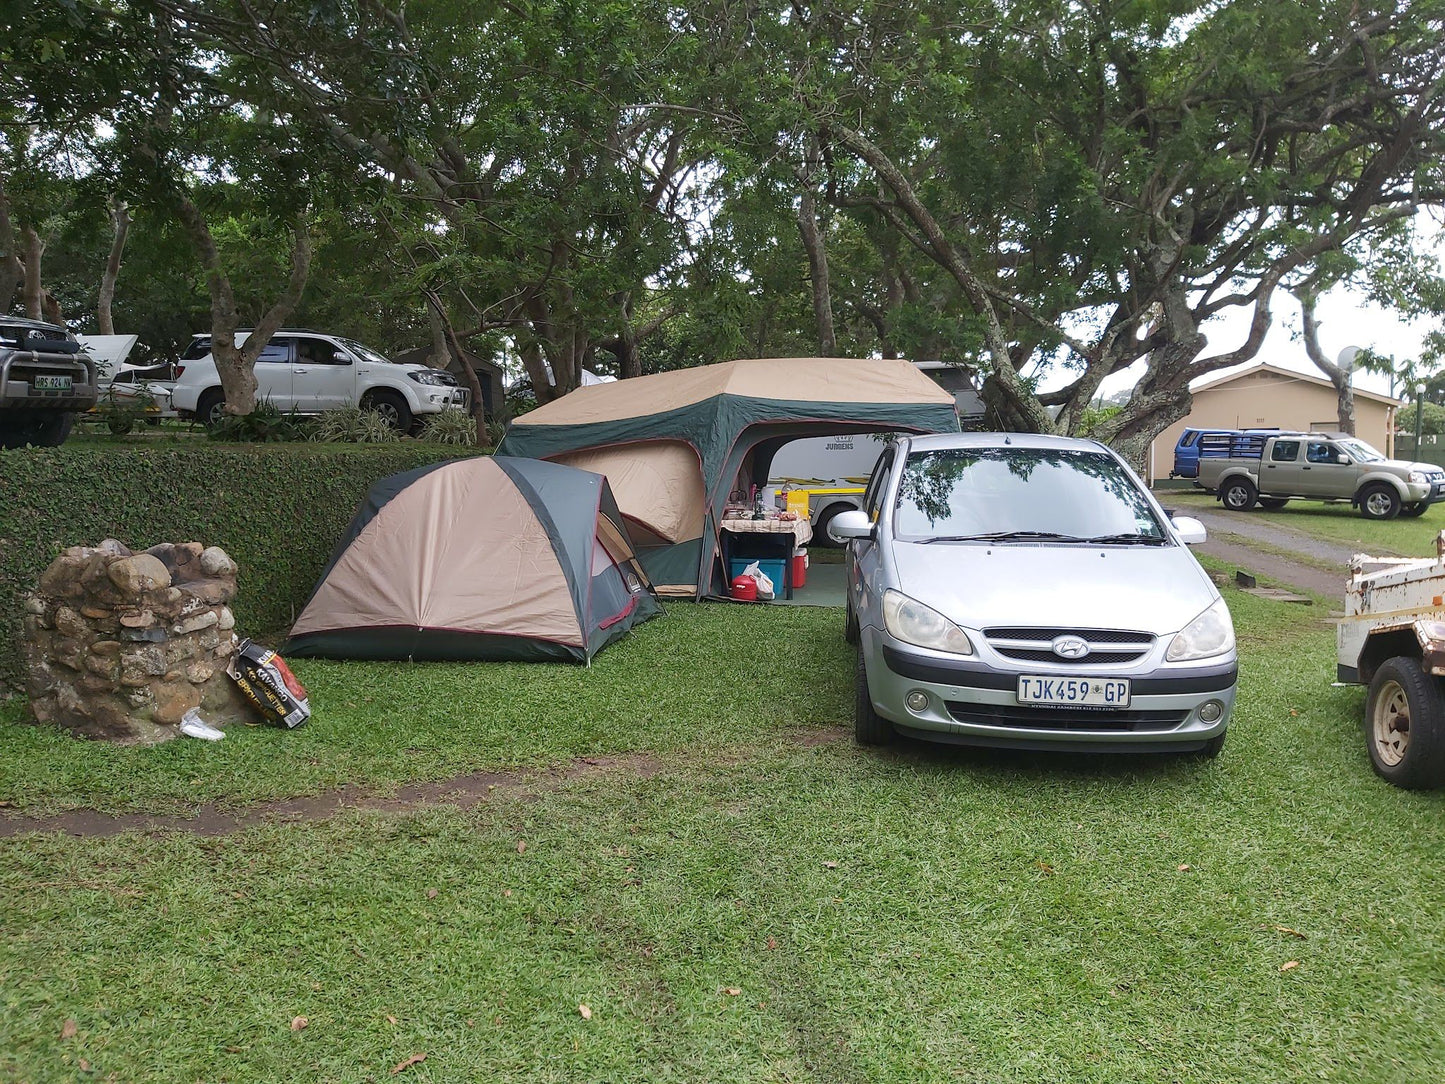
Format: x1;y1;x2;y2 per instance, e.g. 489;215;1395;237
1162;489;1445;558
4;596;1445;1082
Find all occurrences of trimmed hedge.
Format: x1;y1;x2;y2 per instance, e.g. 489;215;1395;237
0;443;481;692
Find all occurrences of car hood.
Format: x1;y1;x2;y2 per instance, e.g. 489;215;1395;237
889;541;1220;636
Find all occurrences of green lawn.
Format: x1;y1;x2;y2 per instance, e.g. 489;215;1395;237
1163;488;1445;558
4;596;1444;1082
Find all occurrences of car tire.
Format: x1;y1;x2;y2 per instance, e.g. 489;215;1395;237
196;389;227;428
854;647;893;745
1195;732;1227;759
1365;656;1445;789
363;389;413;433
814;503;856;548
1258;498;1289;510
1358;484;1402;520
844;602;860;645
1220;478;1257;512
1402;502;1430;518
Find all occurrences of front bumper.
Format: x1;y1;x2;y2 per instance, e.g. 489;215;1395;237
864;631;1236;753
1403;479;1445;504
415;387;470;413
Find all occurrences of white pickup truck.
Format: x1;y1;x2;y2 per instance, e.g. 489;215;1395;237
1197;431;1445;520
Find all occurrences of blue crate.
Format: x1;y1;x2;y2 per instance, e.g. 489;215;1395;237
729;558;787;592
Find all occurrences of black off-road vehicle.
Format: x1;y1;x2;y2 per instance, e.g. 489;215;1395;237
0;317;98;448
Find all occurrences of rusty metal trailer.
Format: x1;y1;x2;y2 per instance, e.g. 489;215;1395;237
1337;532;1445;789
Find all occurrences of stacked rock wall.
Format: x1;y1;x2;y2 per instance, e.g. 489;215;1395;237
23;540;258;744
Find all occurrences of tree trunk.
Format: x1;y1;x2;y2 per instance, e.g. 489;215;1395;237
615;292;641;379
21;227;44;321
518;339;556;403
1297;289;1355;435
426;299;450;369
41;291;64;326
796;138;836;356
177;194;311;416
425;292;486;428
0;176;22;313
97;199;131;335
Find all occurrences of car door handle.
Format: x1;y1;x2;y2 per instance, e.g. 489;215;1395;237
294;367;309;374
1302;466;1311;470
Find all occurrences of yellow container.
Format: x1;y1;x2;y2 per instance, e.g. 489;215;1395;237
785;489;811;517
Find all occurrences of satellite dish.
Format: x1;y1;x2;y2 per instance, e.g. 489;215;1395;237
1338;345;1362;369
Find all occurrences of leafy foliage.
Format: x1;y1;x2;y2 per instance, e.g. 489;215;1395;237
416;408;477;447
311;406;402;445
205;401;312;443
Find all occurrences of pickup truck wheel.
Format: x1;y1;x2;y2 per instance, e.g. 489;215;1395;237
1366;657;1445;789
1220;478;1257;511
1359;484;1402;520
363;390;412;433
0;410;74;448
1258;498;1289;510
1402;502;1430;518
196;389;227;428
854;648;893;745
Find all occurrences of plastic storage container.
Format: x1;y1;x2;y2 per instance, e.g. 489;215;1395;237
728;558;787;593
792;550;807;589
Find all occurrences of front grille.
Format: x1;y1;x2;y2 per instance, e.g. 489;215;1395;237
982;626;1155;666
946;702;1190;732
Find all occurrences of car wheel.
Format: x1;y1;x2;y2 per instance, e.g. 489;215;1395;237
844;601;860;645
1359;484;1401;520
1220;478;1257;511
1402;502;1430;518
196;389;227;428
1195;732;1227;759
814;503;857;548
363;389;413;433
1365;656;1445;789
854;647;893;745
1258;498;1289;510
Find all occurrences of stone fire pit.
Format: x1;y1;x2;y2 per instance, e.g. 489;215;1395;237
23;540;259;744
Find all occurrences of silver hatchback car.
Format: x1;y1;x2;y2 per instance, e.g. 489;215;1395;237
835;433;1237;756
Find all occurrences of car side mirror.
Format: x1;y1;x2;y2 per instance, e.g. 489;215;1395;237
1172;515;1207;545
332;351;352;364
1337;454;1349;464
830;509;875;540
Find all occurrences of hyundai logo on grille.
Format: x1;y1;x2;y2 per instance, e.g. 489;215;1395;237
1051;635;1091;660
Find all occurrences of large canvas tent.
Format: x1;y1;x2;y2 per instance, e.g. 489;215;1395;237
497;357;960;596
287;457;659;663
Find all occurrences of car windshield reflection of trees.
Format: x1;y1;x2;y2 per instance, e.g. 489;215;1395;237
895;449;1164;541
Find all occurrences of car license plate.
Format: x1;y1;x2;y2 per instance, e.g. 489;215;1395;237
1017;675;1131;708
32;375;72;391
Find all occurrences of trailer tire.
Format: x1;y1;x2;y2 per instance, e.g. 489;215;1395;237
1220;478;1257;512
1365;657;1445;789
814;503;855;547
1358;484;1401;520
854;648;893;746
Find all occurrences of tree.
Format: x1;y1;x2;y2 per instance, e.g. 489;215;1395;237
1296;289;1357;434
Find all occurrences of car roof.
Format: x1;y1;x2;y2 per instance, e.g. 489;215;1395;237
0;316;66;332
899;431;1111;454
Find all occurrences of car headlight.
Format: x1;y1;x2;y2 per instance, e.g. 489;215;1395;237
407;369;454;386
1410;470;1429;483
1166;598;1235;662
882;590;973;655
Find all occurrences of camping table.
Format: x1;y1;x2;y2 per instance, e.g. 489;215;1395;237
719;516;814;600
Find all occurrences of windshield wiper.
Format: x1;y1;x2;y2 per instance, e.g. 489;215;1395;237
916;530;1082;544
1080;533;1169;545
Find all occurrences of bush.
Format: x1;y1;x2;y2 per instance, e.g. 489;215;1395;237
206;401;313;443
416;408;477;446
311;406;402;444
0;443;480;691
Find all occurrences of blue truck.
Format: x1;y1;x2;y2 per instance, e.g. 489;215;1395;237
1171;427;1280;479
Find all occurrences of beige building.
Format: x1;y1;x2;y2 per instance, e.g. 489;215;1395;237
1148;363;1403;484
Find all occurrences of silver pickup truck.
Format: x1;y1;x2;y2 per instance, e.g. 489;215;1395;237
1197;432;1445;520
0;318;99;448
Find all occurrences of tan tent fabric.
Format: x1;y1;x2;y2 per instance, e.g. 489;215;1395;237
519;357;953;427
291;459;583;646
553;441;705;543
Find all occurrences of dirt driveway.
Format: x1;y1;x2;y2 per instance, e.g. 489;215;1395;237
1165;503;1354;599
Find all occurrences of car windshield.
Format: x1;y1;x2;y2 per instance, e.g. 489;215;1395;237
1335;437;1386;463
893;447;1166;542
337;337;391;366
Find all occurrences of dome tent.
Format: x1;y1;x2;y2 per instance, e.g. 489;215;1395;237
497;357;960;596
286;457;659;663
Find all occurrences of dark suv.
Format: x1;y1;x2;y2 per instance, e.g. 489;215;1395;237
0;318;98;448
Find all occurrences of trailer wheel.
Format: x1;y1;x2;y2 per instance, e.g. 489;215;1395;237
1220;478;1257;512
1365;656;1445;790
1359;484;1401;520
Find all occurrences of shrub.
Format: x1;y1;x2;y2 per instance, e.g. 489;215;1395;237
311;406;402;444
206;401;313;443
417;408;477;446
0;443;481;691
